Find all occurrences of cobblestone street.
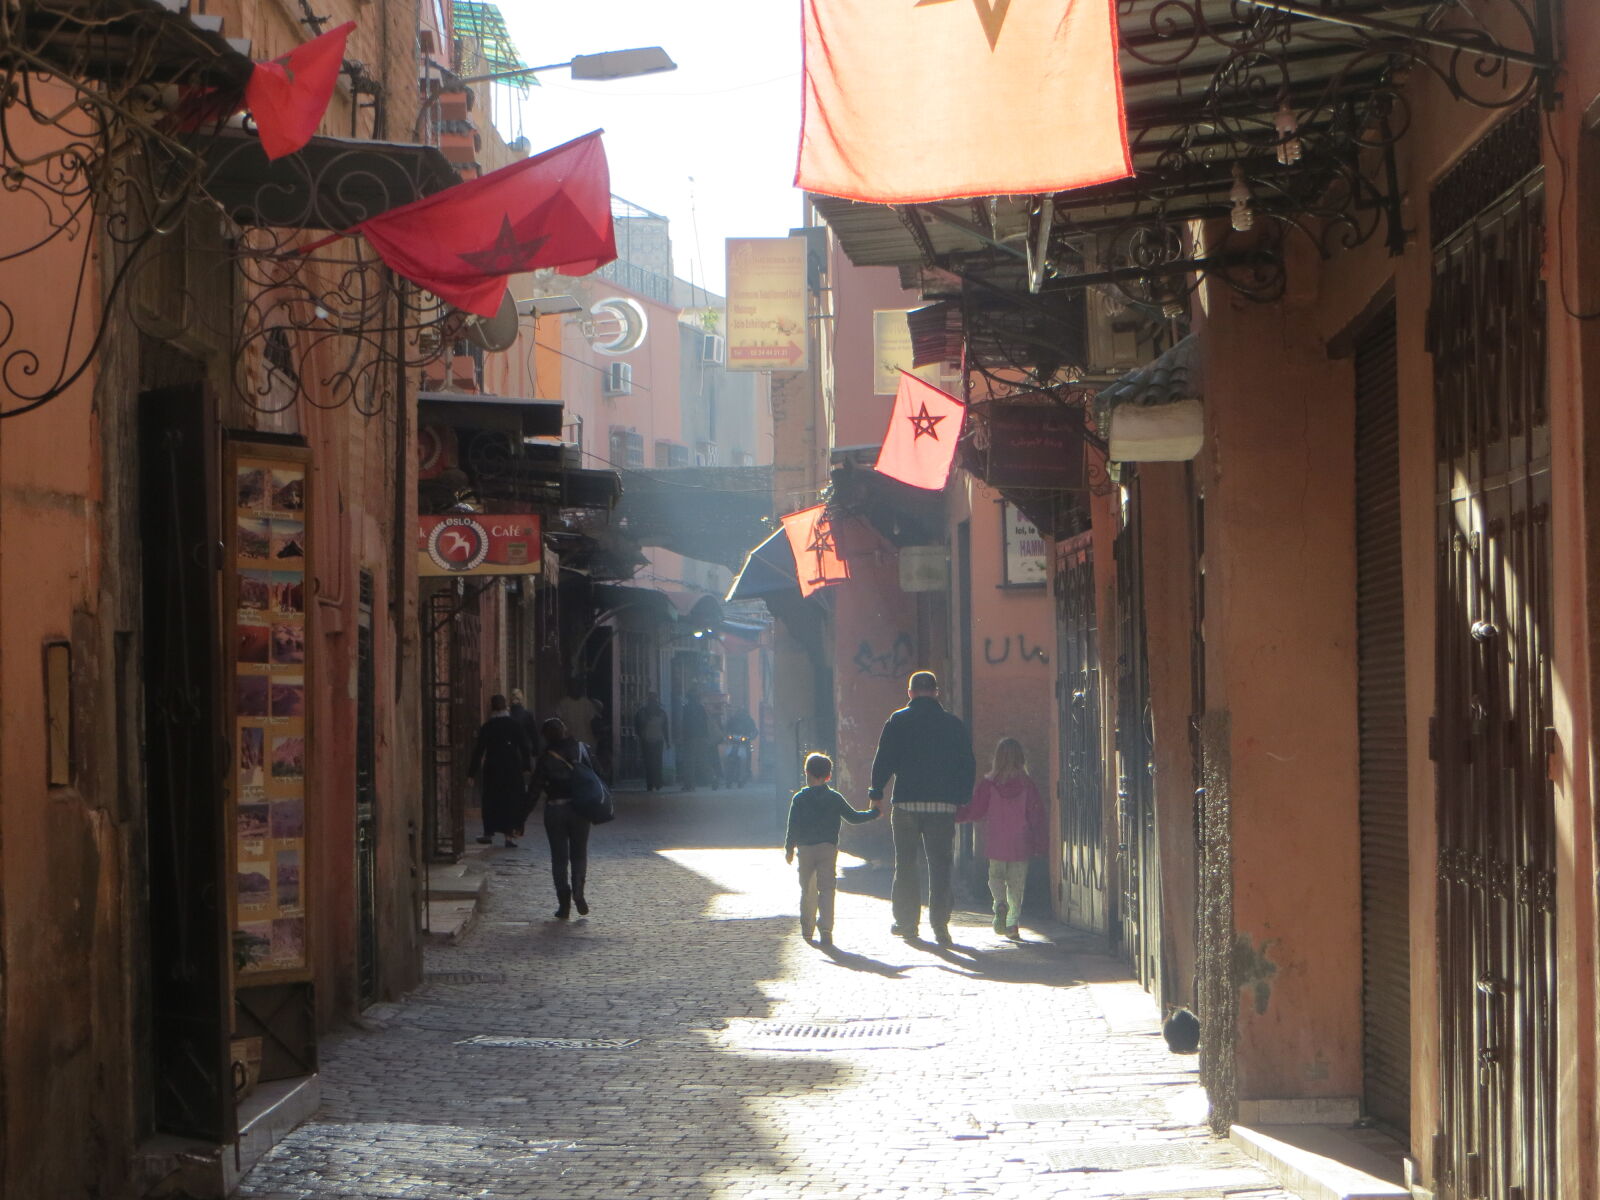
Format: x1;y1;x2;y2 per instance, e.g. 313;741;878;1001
239;787;1302;1200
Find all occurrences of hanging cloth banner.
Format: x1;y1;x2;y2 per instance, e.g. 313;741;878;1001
796;0;1131;204
299;131;617;318
248;21;355;160
874;370;966;491
781;504;852;598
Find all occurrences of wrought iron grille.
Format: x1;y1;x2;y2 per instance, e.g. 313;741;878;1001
1431;168;1555;1200
1055;534;1106;933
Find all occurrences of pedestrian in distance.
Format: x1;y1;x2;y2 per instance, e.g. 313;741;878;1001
633;690;670;792
508;687;540;837
677;685;716;792
530;716;595;920
467;694;533;848
867;670;977;947
784;752;879;946
957;737;1047;940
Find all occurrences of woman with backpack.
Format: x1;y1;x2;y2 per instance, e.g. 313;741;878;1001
531;716;598;920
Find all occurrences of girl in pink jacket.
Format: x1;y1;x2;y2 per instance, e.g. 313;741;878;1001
957;738;1046;940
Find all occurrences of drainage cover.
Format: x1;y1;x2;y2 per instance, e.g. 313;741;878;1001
732;1018;943;1050
457;1034;640;1050
426;970;506;984
1043;1143;1209;1172
1013;1099;1154;1122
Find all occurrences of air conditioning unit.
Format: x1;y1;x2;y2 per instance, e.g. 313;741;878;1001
702;333;725;365
603;361;633;396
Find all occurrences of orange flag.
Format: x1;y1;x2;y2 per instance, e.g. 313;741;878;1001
797;0;1131;204
874;371;965;491
781;504;852;598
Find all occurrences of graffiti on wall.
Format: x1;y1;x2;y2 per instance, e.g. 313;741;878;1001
853;632;915;678
983;634;1050;666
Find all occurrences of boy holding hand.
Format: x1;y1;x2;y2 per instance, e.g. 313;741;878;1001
785;753;879;946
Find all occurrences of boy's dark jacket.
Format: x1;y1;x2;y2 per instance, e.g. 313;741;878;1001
785;784;877;851
867;696;976;805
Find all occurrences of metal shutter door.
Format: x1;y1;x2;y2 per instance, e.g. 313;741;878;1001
1354;300;1411;1131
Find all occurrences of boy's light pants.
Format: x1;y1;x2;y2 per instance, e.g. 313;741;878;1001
796;842;839;936
988;858;1028;927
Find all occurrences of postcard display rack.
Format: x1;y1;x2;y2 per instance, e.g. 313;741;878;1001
227;442;313;987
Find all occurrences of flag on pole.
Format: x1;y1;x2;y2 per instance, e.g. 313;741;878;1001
796;0;1131;204
304;131;616;318
781;504;852;598
247;21;354;159
874;371;965;490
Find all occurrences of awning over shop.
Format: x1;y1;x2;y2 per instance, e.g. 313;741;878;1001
419;392;564;440
591;583;676;626
194;129;459;230
1100;335;1205;462
16;0;255;90
612;466;774;570
727;529;799;603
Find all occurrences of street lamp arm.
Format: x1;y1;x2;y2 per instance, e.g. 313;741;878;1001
454;46;677;87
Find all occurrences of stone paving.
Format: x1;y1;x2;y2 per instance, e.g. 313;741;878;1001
239;786;1303;1200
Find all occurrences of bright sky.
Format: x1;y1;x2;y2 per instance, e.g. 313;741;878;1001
494;1;805;296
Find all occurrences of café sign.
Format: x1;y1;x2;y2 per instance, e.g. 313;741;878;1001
417;514;542;576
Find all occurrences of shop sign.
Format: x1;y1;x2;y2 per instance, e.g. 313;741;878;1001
1001;500;1048;588
228;443;312;983
899;544;949;592
725;237;808;371
983;405;1086;491
417;513;542;576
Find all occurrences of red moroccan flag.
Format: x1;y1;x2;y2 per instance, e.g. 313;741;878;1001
781;504;851;598
333;131;616;317
247;21;354;160
797;0;1131;203
874;371;965;490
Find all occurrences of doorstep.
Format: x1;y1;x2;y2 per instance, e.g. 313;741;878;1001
424;854;489;944
1230;1122;1411;1200
133;1073;320;1197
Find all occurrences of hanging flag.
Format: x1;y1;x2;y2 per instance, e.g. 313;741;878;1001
874;371;965;490
304;131;616;318
247;21;354;159
796;0;1131;204
166;21;353;154
781;504;852;598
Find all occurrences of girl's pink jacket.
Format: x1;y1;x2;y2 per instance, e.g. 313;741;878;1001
956;774;1046;862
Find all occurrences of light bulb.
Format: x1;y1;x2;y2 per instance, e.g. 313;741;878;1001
1229;163;1254;232
1275;101;1303;166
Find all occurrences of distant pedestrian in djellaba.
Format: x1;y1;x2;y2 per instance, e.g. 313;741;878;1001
468;694;533;848
956;737;1046;940
785;752;879;946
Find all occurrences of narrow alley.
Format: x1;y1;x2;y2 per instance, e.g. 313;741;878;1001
238;789;1298;1200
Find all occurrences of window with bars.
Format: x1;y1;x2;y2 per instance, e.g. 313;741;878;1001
609;426;645;469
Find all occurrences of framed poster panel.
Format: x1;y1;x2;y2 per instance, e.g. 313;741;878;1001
226;440;313;986
1000;499;1048;589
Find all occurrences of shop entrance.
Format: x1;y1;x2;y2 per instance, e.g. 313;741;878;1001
1431;135;1555;1198
138;385;232;1140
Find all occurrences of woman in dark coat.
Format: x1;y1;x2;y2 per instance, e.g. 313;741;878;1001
530;716;593;920
468;695;533;847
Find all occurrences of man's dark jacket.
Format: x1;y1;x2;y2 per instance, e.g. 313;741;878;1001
867;696;976;806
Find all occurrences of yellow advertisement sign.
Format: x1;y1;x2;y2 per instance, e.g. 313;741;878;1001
873;308;943;395
726;237;808;371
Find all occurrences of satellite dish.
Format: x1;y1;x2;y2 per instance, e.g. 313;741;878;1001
464;288;519;353
587;296;648;356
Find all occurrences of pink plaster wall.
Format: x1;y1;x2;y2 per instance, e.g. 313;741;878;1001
828;247;927;450
1196;266;1363;1102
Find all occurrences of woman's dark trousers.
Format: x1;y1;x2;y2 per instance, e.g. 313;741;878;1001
543;802;591;902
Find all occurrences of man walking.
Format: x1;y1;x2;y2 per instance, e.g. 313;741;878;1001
867;671;976;946
633;690;670;792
